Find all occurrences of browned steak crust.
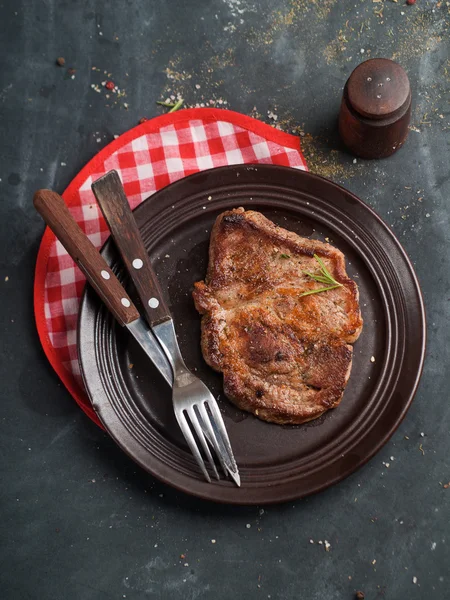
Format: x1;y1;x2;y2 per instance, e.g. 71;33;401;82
193;208;363;425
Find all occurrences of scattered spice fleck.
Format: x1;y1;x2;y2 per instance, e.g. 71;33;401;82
356;592;365;600
443;482;450;489
372;559;377;565
420;432;425;437
139;117;148;124
4;276;8;282
105;81;115;90
56;57;65;67
406;0;416;4
128;363;133;369
246;523;251;529
309;539;314;544
370;356;376;363
412;576;418;584
419;444;424;455
324;540;331;552
60;162;66;167
207;195;212;201
68;68;76;76
211;539;216;544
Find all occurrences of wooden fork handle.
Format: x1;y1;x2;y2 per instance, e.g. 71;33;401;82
33;189;140;326
91;170;171;327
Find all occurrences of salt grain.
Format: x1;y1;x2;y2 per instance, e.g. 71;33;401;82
211;539;216;544
413;576;417;584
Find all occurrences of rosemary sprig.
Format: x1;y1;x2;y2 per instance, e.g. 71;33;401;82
169;98;184;113
156;98;184;112
300;254;343;297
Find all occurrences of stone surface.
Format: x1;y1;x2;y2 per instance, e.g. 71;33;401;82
0;0;449;598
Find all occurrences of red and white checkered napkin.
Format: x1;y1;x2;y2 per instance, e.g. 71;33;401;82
34;108;307;427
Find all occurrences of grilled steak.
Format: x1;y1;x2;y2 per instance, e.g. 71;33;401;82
193;208;363;425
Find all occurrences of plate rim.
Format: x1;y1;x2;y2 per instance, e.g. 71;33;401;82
78;164;426;504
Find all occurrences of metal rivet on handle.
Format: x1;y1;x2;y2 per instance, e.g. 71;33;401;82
101;270;110;280
148;298;159;309
132;258;143;269
121;298;131;307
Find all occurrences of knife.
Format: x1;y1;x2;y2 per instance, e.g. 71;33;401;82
33;190;173;387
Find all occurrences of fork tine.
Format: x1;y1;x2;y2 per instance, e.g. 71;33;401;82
175;410;211;483
187;406;220;480
206;399;238;473
197;403;229;478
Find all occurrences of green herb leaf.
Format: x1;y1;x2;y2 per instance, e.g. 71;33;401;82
169;98;184;113
299;284;341;297
313;254;340;285
300;254;343;297
156;100;176;107
279;253;291;259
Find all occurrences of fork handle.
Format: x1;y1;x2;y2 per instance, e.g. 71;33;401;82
33;189;140;326
91;170;171;327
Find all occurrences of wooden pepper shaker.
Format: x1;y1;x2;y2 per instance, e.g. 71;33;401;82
339;58;411;159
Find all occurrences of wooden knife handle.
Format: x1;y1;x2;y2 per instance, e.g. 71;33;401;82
33;189;140;326
91;170;171;327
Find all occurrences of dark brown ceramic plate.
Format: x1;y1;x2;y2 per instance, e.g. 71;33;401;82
78;164;426;504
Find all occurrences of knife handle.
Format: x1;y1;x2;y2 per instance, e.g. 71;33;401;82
33;189;140;326
91;170;171;328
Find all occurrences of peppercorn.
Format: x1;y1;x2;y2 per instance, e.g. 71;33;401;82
105;80;115;90
139;117;148;124
356;592;365;600
56;57;65;67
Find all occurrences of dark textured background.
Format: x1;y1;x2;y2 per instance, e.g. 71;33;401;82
1;1;449;598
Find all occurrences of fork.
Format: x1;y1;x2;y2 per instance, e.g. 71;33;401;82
92;171;240;486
